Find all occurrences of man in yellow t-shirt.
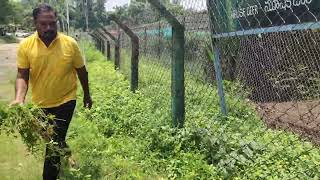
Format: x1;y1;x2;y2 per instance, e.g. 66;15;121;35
11;4;92;180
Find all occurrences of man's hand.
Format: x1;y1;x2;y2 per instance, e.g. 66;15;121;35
83;95;92;109
76;66;92;109
11;68;29;107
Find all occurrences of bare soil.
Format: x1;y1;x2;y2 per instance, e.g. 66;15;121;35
257;100;320;144
0;43;18;102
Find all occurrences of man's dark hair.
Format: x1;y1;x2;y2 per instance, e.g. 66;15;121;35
32;3;57;21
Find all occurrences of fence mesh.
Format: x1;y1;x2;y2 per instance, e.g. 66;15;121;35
95;0;320;178
207;0;320;143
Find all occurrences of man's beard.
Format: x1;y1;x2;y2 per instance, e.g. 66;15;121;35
42;30;57;41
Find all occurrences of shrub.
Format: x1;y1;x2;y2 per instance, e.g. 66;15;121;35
65;43;320;179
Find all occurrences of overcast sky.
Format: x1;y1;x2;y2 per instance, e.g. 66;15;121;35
105;0;130;11
104;0;206;12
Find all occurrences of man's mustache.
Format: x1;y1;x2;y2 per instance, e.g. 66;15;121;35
42;31;56;39
44;31;55;36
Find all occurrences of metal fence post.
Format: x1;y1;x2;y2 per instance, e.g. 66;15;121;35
106;40;111;60
110;15;140;92
99;26;120;70
94;30;110;61
172;25;185;128
148;0;185;128
101;39;105;54
213;47;228;116
115;37;120;70
207;0;228;117
158;20;161;59
144;27;147;55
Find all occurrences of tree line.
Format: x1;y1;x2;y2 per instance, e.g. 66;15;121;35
0;0;188;34
0;0;108;33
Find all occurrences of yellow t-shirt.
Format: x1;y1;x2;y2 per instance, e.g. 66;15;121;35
17;32;84;108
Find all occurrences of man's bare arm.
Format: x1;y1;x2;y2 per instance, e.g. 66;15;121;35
11;68;29;105
75;66;92;109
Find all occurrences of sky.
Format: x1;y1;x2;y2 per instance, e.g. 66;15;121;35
105;0;130;11
104;0;206;12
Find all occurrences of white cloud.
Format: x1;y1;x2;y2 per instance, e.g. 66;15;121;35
105;0;130;11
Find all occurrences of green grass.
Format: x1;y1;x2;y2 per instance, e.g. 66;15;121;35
1;41;320;179
0;83;14;102
0;134;43;180
0;95;42;180
0;67;16;102
0;54;41;179
64;43;320;179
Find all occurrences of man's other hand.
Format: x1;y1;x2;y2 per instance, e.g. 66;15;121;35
83;95;92;109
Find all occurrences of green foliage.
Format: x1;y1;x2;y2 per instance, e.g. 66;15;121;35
0;104;8;126
66;44;320;179
269;64;320;100
111;0;185;25
6;0;108;32
81;39;106;62
0;0;15;24
0;1;29;30
0;35;19;44
0;103;54;155
111;1;153;25
71;0;108;30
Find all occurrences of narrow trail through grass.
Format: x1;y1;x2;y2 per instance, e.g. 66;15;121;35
0;42;43;180
0;134;43;180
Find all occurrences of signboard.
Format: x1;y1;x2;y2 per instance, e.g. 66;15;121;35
208;0;320;33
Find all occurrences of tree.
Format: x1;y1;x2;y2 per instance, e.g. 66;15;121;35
0;0;30;34
0;0;15;25
111;0;185;26
70;0;108;30
20;0;108;31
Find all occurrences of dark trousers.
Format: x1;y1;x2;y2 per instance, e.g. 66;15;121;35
42;100;76;180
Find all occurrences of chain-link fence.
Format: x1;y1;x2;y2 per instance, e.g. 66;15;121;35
92;0;320;178
208;0;320;143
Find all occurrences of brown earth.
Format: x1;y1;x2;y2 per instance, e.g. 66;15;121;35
258;101;320;144
0;42;19;102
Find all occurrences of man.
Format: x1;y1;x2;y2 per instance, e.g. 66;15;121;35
11;4;92;180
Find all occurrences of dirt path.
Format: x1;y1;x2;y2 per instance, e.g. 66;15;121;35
0;41;76;179
0;41;43;179
0;42;19;102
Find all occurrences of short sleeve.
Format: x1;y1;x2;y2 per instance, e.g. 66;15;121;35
71;40;85;68
17;43;29;69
